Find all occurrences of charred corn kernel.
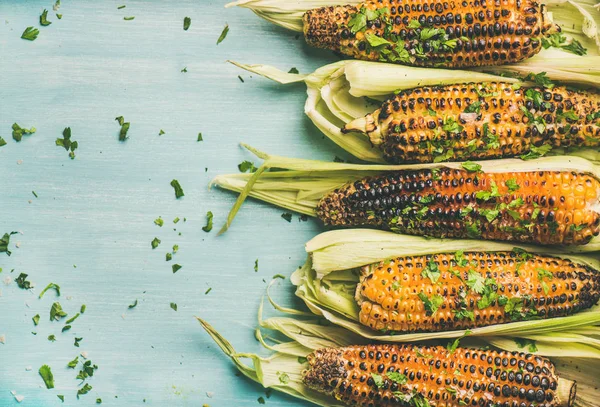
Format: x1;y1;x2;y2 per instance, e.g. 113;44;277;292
356;251;600;332
342;82;600;164
316;169;600;245
303;344;576;407
302;0;557;68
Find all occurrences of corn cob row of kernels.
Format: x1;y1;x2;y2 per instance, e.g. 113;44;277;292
356;251;600;332
316;169;600;245
303;344;575;407
303;0;556;68
342;82;600;164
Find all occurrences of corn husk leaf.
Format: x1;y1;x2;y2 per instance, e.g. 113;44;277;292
233;59;600;163
211;146;600;251
199;313;600;407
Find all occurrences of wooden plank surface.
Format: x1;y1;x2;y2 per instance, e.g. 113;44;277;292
0;1;349;405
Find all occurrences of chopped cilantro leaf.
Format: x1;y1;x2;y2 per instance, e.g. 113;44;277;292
202;211;214;232
166;253;172;261
56;127;78;159
217;24;229;45
151;237;161;249
238;160;257;173
183;16;191;31
258;397;266;404
197;133;203;141
12;123;36;142
124;16;135;20
297;356;308;364
421;260;441;283
464;101;482;114
365;33;391;47
68;356;79;368
205;287;212;295
520;143;552;160
50;302;68;321
408;19;421;29
288;67;299;74
33;314;40;326
118;5;126;9
39;282;61;298
387;371;407;384
172;264;182;273
371;373;384;388
39;365;55;389
254;259;259;272
461;161;481;172
154;217;164;227
16;273;33;289
48;334;56;342
506;178;520;192
58;395;65;402
181;67;188;73
65;313;80;324
0;137;6;147
170;179;184;198
128;299;138;309
524;72;555;89
466;271;486;294
74;337;82;347
77;383;93;398
0;231;18;256
80;304;86;314
170;302;177;311
281;212;293;222
159;129;165;135
40;9;52;26
417;293;444;315
21;27;40;41
475;180;501;201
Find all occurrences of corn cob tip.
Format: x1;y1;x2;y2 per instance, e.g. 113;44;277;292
557;378;576;407
342;112;385;146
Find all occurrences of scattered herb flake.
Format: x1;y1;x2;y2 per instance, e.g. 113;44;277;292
40;9;52;26
0;137;6;147
33;314;40;326
371;373;384;388
151;237;161;249
281;212;293;222
0;231;18;256
39;282;60;298
515;338;538;353
154;217;164;227
159;129;165;135
205;287;212;295
520;143;552;160
77;383;93;398
197;133;203;141
118;5;126;9
170;179;184;198
170;302;177;311
80;304;86;314
288;67;299;74
55;127;78;159
48;334;56;342
58;395;64;402
74;337;82;347
124;16;135;20
254;259;259;272
417;293;444;316
39;365;55;389
12;123;36;142
128;299;138;309
202;211;214;232
183;17;191;31
258;396;265;404
273;274;285;280
172;264;182;273
297;356;308;364
65;313;80;324
217;24;229;45
16;273;33;289
387;371;407;384
461;161;481;172
166;253;172;261
21;27;40;41
238;75;244;83
238;160;257;173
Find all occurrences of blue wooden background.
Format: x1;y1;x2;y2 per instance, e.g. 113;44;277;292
0;1;349;405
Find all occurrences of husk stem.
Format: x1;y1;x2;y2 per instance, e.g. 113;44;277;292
232;59;600;163
226;0;600;54
199;306;600;407
211;145;600;251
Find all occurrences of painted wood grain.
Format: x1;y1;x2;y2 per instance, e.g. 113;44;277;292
0;0;350;405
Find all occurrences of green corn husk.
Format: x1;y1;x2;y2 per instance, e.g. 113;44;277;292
231;59;600;164
226;0;600;54
199;307;600;407
211;145;600;251
291;229;600;341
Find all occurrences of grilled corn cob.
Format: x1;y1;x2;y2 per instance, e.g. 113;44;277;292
303;0;557;68
316;169;600;245
357;251;600;332
304;344;576;407
343;82;600;164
